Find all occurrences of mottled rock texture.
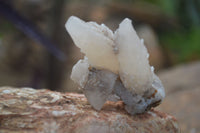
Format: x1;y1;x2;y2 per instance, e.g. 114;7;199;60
0;87;180;133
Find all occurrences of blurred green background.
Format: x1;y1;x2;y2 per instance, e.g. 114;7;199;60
0;0;199;89
0;0;199;132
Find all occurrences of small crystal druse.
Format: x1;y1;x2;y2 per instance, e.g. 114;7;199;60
66;16;165;115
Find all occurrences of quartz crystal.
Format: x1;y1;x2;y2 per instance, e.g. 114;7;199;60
66;16;119;73
115;19;153;94
66;16;165;115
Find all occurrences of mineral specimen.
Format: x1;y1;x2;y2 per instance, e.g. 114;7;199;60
66;16;165;115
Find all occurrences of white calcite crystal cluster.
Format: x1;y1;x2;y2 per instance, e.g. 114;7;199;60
66;16;165;115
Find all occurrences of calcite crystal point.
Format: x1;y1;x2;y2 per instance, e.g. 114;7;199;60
66;16;165;115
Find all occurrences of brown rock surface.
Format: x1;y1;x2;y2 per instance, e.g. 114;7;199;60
158;61;200;95
158;87;200;133
0;87;180;133
158;61;200;133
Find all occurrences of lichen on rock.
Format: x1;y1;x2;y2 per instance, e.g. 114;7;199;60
66;16;165;115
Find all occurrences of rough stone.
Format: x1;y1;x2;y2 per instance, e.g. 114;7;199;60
158;61;200;133
158;87;200;133
158;61;200;94
0;87;180;133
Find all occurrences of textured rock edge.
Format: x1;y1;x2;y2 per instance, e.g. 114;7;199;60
0;87;180;133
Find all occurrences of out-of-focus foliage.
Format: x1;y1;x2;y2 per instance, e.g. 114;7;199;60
152;0;179;16
114;0;200;64
0;0;199;90
149;0;200;64
162;27;200;63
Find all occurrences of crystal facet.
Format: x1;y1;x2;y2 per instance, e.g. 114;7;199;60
66;16;165;115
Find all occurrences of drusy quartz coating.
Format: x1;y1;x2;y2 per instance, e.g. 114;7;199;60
66;16;165;115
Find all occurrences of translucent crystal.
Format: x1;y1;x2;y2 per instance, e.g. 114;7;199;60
84;68;117;110
66;16;119;73
71;57;89;88
66;16;165;115
114;19;153;94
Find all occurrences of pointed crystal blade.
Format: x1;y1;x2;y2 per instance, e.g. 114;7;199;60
66;16;119;73
114;18;153;93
